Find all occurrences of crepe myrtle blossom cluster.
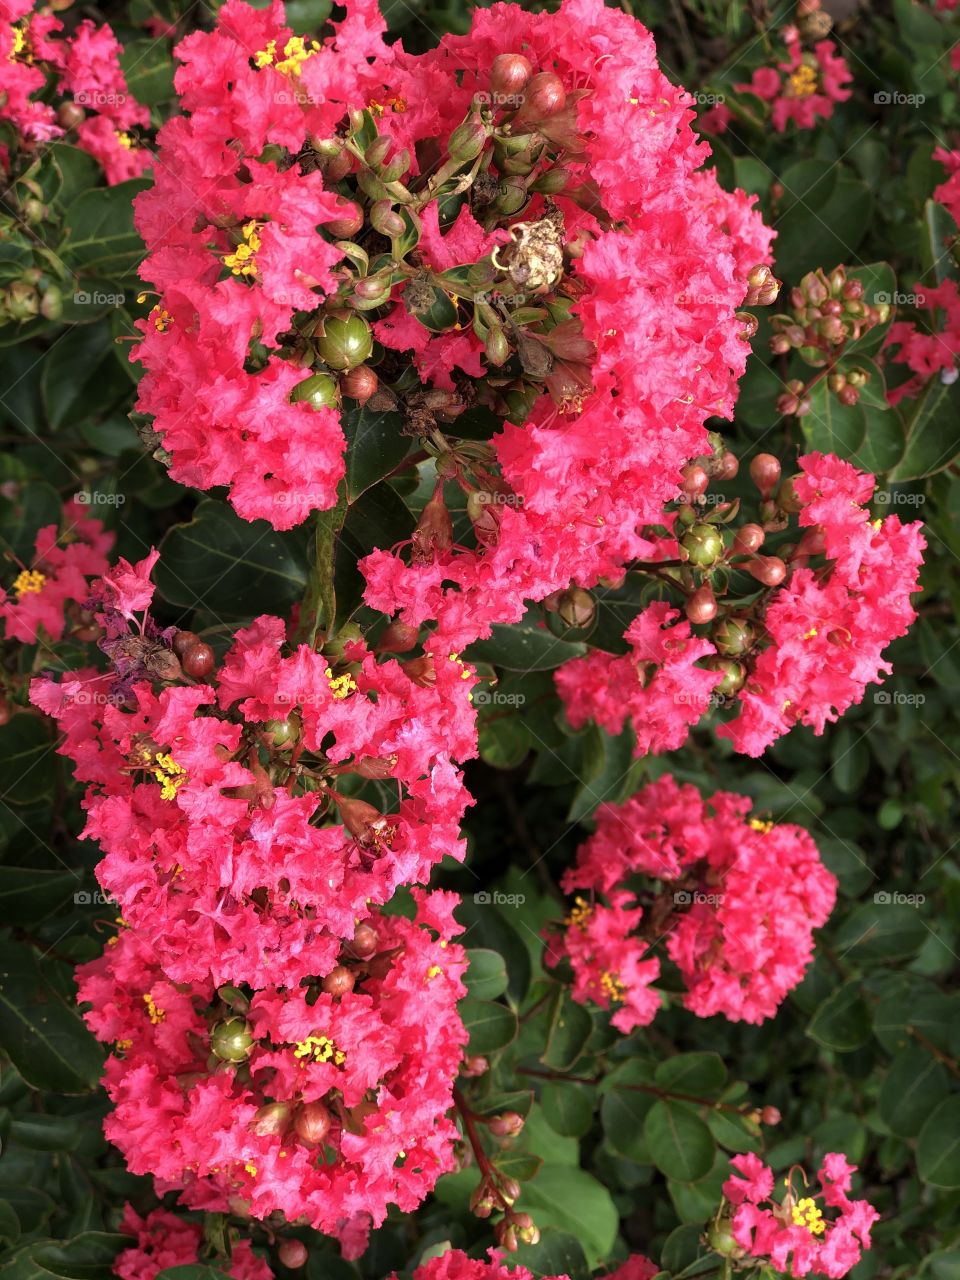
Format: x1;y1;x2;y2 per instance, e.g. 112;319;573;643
130;0;775;635
544;774;837;1030
555;451;924;759
711;1153;879;1278
33;552;475;1255
0;0;150;183
114;1204;273;1280
882;148;960;401
0;498;114;646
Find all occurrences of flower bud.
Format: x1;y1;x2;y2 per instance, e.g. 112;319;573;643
172;629;200;659
295;1102;332;1146
838;384;859;406
747;556;787;587
485;325;510;366
279;1240;308;1269
749;453;781;499
448;107;489;161
461;1055;489;1077
263;712;302;749
732;522;765;555
250;1102;292;1137
518;72;567;120
351;921;379;958
401;654;437;688
351;752;399;780
705;656;745;697
57;100;85;130
736;310;759;340
556;588;596;629
707;1222;740;1257
511;1213;540;1246
321;965;356;997
777;476;804;513
323;200;364;239
370;200;406;238
491;53;533;99
715;450;739;481
761;1105;781;1125
488;1111;525;1137
681;463;709;497
470;1182;497;1218
211;1017;254;1062
686;584;718;625
291;371;339;410
712;615;755;656
366;135;392;168
340;364;378;404
681;523;725;567
375;619;419;653
316;315;373;370
530;167;571;194
336;796;384;842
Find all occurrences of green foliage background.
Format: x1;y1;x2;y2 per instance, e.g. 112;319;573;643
1;0;959;1277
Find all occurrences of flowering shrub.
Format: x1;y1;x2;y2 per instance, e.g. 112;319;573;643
0;0;957;1276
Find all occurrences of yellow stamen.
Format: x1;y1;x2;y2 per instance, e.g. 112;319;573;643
13;569;45;597
748;817;774;834
787;64;818;98
116;1038;132;1050
600;970;626;1003
152;752;187;801
565;895;592;929
802;627;818;640
426;964;442;980
791;1197;826;1235
244;1162;258;1176
115;131;135;150
325;666;358;699
150;305;173;332
224;220;262;279
254;34;319;77
293;1033;346;1065
9;26;31;62
143;992;165;1025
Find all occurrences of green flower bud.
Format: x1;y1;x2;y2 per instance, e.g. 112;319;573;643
211;1017;254;1062
315;315;373;370
681;523;725;567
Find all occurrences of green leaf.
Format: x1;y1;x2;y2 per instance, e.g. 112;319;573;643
118;38;175;105
333;481;414;626
518;1166;618;1266
831;726;871;795
0;716;57;807
455;897;531;1003
890;377;960;481
466;617;586;672
154;499;309;621
0;481;62;564
655;1053;727;1096
541;1081;595;1138
643;1101;715;1182
459;996;517;1054
156;1269;235;1280
878;1048;950;1135
0;1231;123;1279
343;406;410;501
464;949;509;1001
510;1230;588;1280
833;901;928;962
917;1095;960;1187
41;323;131;432
298;489;348;646
61;180;151;280
541;988;593;1071
807;981;872;1051
0;938;103;1093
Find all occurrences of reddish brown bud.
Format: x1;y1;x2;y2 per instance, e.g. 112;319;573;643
777;476;805;513
375;619;419;653
279;1240;309;1269
321;965;356;998
340;364;378;405
461;1055;489;1077
749;453;782;499
715;450;739;481
488;1111;525;1137
686;584;718;625
401;654;437;688
250;1102;292;1137
352;753;399;780
747;556;787;587
556;588;596;629
172;629;200;659
761;1105;781;1125
681;463;710;497
182;642;215;679
336;796;384;841
352;922;379;958
323;200;364;239
57;100;85;130
491;53;533;100
412;487;454;563
518;72;566;120
295;1101;332;1146
732;522;765;555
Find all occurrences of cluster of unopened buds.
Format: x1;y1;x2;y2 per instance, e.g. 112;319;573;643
770;266;888;412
